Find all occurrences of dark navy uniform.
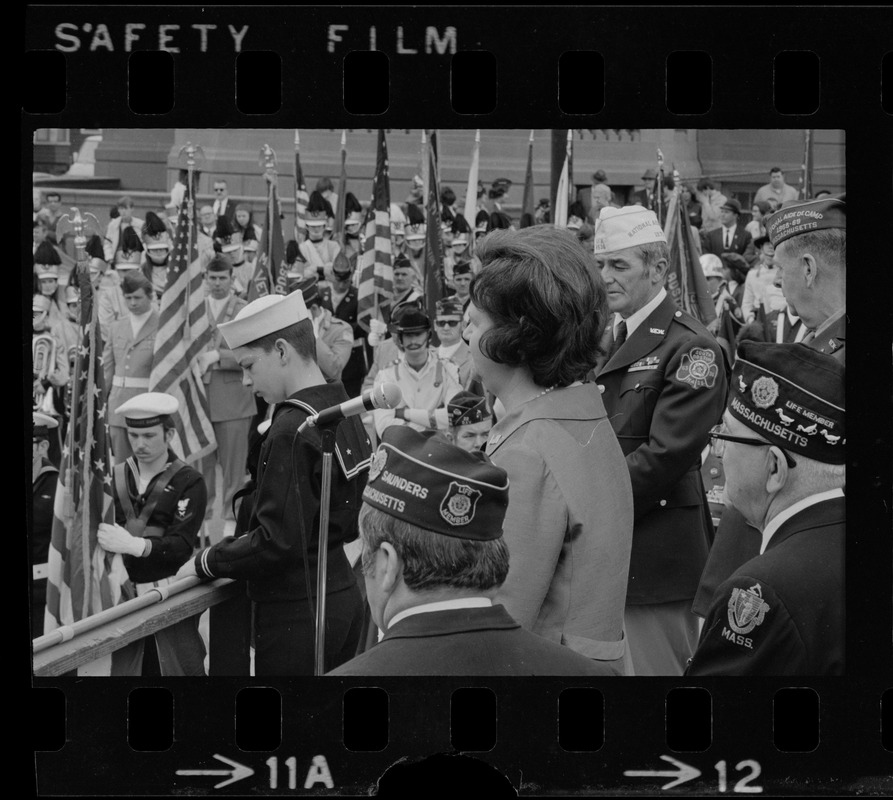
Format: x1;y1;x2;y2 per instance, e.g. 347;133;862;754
805;312;846;365
193;381;372;675
687;495;844;676
595;292;728;674
110;450;208;675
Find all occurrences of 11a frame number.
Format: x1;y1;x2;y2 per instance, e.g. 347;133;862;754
715;760;762;793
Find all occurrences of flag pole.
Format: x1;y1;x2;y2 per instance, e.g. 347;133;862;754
177;142;202;343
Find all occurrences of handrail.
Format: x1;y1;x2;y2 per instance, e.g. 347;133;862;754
33;577;248;677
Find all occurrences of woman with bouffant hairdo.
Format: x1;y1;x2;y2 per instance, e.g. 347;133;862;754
465;226;634;675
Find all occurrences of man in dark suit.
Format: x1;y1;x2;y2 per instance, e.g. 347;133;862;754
630;168;657;209
593;205;728;676
703;198;756;263
328;427;617;676
687;342;845;675
212;179;237;223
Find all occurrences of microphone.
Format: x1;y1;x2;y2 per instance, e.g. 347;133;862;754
297;383;403;433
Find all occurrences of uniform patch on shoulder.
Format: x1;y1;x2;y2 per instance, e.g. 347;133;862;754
176;498;190;520
675;347;719;389
439;481;481;527
727;583;770;635
368;447;388;481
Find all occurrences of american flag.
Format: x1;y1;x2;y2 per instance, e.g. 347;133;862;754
423;130;446;316
44;263;128;632
294;130;308;241
356;129;393;332
148;178;217;464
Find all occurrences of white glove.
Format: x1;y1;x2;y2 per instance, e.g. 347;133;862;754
97;523;146;557
370;318;387;336
175;558;198;580
368;330;382;347
197;350;219;374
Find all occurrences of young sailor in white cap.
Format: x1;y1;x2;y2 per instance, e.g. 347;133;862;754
175;289;372;675
97;391;208;676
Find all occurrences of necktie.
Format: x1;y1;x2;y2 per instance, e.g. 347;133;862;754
609;320;627;360
724;229;731;249
214;200;221;216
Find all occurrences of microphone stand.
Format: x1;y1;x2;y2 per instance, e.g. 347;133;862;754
314;422;338;676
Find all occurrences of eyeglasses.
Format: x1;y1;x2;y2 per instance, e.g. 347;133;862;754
214;187;226;193
435;319;460;327
708;425;797;468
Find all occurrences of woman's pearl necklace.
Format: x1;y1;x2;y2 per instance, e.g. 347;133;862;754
535;385;557;399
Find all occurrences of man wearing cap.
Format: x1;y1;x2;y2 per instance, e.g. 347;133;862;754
300;191;342;281
142;211;173;300
341;192;365;266
403;205;427;274
390;254;424;320
195;256;256;540
104;196;144;262
328;428;616;676
766;195;846;363
687;342;845;676
103;271;159;462
631;169;657;209
594;204;728;676
97;392;208;675
434;297;474;389
703;198;755;262
372;306;461;438
329;256;370;398
175;289;371;675
31;411;60;638
446;392;492;453
754;167;800;209
449;261;474;314
294;276;354;382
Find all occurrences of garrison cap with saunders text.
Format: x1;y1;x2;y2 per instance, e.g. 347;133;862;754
728;341;845;465
594;205;667;255
115;392;179;428
765;195;846;248
217;290;310;349
33;411;59;437
448;391;489;428
363;426;509;540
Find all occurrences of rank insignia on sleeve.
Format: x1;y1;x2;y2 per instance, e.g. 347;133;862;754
676;347;718;389
750;376;779;408
176;498;190;520
727;583;770;634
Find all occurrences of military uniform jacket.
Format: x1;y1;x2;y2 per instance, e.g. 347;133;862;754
327;605;619;676
807;312;846;365
103;310;159;428
113;452;207;585
331;285;371;391
32;460;59;606
194;382;372;603
372;352;461;436
203;294;256;422
486;384;633;664
594;294;728;605
686;496;844;676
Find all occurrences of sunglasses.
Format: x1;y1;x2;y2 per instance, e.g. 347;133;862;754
708;425;797;468
435;319;461;327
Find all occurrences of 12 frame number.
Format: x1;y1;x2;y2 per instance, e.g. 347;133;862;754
716;760;762;793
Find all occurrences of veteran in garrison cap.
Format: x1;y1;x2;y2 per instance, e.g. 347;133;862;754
446;391;491;453
593;204;729;677
687;341;845;676
327;428;618;676
766;195;846;363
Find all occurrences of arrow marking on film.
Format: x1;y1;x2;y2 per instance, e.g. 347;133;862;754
176;753;255;789
624;754;701;790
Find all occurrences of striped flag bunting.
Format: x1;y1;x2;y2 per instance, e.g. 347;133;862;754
294;130;308;241
148;176;216;464
261;179;289;296
553;130;572;228
356;129;393;333
463;129;480;252
44;262;127;633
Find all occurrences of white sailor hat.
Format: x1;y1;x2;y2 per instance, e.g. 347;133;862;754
33;411;59;436
114;249;142;270
33;294;51;312
115;392;179;428
35;263;59;280
594;204;667;255
218;290;310;349
242;238;259;253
